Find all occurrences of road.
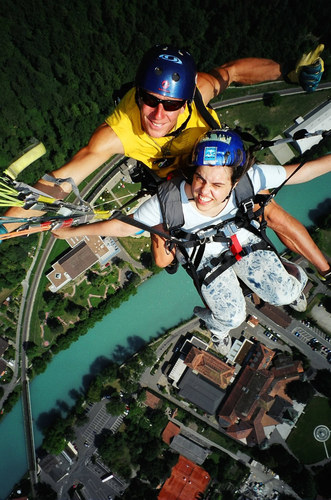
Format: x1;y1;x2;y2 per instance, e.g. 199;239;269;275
212;81;331;109
5;154;126;498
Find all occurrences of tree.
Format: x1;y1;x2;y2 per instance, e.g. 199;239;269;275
86;374;103;402
263;92;281;107
42;425;67;455
24;341;39;357
46;316;64;335
314;461;331;498
311;369;331;397
285;380;315;403
122;478;158;499
35;482;57;500
31;355;49;375
106;393;125;416
139;346;157;367
254;123;270;139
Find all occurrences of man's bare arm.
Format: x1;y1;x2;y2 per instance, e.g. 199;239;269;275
198;58;282;103
52;216;135;240
284;154;331;184
49;123;125;193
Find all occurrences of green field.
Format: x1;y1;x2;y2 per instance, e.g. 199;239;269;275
286;396;331;464
216;89;331;145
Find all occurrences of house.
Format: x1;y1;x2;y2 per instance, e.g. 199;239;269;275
218;346;303;447
158;455;210;500
284;99;331;153
144;391;162;409
177;370;225;415
0;359;7;378
257;303;292;328
0;337;9;356
184;346;235;389
162;422;181;445
169;434;210;465
47;236;120;291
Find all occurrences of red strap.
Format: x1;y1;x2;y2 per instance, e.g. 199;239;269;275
230;234;243;261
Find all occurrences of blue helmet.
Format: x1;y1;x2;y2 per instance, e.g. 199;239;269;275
191;129;246;167
136;45;197;101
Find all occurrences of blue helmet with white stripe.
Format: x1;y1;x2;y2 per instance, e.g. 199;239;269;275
191;129;246;167
136;45;197;100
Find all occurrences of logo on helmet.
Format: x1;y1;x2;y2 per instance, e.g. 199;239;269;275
203;147;217;165
158;54;183;65
159;80;170;93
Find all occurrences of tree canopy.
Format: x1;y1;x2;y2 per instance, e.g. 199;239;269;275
1;0;330;183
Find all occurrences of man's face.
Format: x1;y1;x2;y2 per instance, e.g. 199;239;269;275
190;164;234;216
139;90;186;138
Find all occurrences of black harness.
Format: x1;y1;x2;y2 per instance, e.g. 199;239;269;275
111;81;321;297
156;174;278;297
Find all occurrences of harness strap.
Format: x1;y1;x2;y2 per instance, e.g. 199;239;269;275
194;88;221;129
199;239;273;287
110;210;183;245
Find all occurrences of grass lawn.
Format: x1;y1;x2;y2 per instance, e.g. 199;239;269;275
119;235;151;261
95;179;142;212
286;396;331;464
317;228;331;256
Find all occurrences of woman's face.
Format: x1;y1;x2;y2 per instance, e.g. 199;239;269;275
190;164;234;216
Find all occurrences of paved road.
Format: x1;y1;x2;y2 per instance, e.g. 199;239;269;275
5;154;126;497
212;81;331;109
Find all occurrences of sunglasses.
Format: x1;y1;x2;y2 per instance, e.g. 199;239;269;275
138;89;186;111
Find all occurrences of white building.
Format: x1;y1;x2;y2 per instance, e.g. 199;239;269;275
284;99;331;153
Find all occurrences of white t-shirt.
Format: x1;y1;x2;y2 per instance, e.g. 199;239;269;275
134;163;286;264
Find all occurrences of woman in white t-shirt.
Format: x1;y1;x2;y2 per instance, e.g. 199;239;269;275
53;129;331;355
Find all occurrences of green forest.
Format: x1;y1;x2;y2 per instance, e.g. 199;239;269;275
1;0;331;183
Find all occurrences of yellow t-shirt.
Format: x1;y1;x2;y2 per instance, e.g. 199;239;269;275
105;88;221;177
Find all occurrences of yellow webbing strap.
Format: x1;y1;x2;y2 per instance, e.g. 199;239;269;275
4;142;46;180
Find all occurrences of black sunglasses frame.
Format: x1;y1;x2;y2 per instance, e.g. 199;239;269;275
138;88;186;111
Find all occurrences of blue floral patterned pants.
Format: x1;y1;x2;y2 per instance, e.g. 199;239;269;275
194;238;307;340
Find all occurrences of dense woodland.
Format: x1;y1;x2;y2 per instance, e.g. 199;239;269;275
1;0;331;180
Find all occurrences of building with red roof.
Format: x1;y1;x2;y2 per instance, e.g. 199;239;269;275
218;346;303;446
158;455;210;500
184;346;235;389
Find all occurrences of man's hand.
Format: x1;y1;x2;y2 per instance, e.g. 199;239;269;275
286;44;325;92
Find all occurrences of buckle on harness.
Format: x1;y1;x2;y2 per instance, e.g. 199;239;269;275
222;222;239;238
242;200;254;213
230;234;243;261
196;227;217;244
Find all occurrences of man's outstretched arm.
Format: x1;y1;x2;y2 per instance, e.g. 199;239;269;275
4;123;124;231
198;44;324;103
264;200;330;274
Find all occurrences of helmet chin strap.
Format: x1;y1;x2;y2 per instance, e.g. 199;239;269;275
164;101;192;138
222;187;233;203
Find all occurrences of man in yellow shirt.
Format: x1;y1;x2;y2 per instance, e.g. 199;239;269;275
5;44;330;279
